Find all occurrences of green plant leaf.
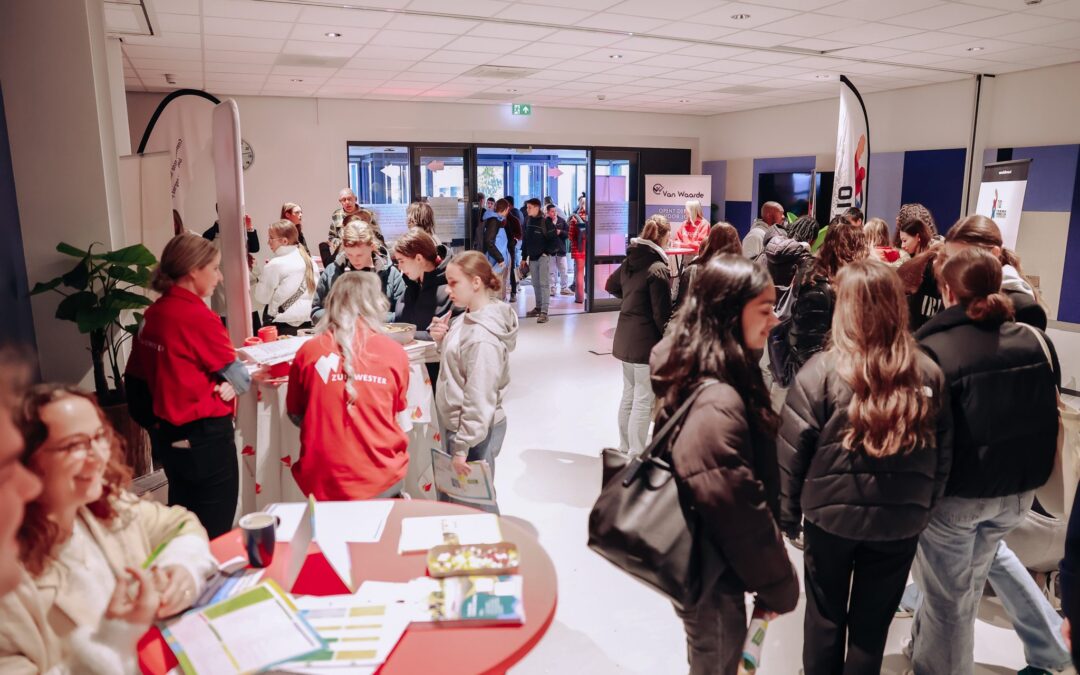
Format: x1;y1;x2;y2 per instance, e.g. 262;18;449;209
61;258;91;291
30;278;63;295
75;307;120;334
103;289;153;310
786;212;797;224
55;291;97;322
107;265;151;285
56;242;88;258
100;244;156;267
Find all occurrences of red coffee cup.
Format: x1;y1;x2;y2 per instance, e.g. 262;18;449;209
243;337;262;346
258;326;278;342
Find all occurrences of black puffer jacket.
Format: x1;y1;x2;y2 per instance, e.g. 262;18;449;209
898;251;942;332
786;267;834;374
764;235;812;288
916;305;1060;499
311;255;399;323
778;351;953;541
387;255;455;341
606;239;672;364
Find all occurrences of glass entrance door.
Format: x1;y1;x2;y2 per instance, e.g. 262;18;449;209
590;150;639;311
412;146;472;251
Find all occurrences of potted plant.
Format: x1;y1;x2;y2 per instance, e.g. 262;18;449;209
31;242;157;474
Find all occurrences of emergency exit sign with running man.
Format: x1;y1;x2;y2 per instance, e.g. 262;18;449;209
512;103;532;115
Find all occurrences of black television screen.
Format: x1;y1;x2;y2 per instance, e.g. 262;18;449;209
758;172;812;219
814;171;834;226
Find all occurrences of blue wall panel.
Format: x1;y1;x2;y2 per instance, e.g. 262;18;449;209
900;148;967;233
1010;144;1080;213
0;86;36;352
866;151;905;228
1058;161;1080;323
725;200;752;236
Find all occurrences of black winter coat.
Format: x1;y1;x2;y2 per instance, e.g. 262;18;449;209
386;255;455;341
764;235;812;288
606;239;672;364
521;215;559;260
778;351;953;541
480;209;504;264
311;255;399;323
916;305;1060;499
786;268;834;374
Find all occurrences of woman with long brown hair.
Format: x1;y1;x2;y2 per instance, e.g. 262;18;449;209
649;254;798;673
778;259;950;675
674;222;742;311
280;202;309;252
252;219;318;336
895;203;943;330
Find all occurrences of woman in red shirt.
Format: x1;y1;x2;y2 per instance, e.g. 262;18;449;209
287;272;410;500
672;199;710;251
125;234;251;538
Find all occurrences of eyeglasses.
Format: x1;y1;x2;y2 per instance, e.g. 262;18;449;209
48;428;111;460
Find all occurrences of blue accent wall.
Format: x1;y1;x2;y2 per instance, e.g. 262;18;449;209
1059;155;1080;323
866;151;905;229
900;148;966;234
1010;144;1080;213
725;201;752;236
752;155;816;219
0;86;36;352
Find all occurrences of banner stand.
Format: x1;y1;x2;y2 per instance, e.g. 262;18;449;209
830;75;870;219
975;159;1031;250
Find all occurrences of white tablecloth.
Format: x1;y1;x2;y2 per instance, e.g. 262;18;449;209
237;357;441;513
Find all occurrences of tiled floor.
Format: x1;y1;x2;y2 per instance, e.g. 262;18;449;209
499;311;1036;675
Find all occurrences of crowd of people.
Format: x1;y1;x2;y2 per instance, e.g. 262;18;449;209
606;198;1075;675
0;180;1077;674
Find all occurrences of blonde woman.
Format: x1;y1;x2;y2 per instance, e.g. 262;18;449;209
286;272;410;500
779;259;950;674
252;220;318;336
673;199;709;251
280;202;309;252
863;217;902;266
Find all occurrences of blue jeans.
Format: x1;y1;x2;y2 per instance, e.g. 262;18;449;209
911;492;1036;675
904;538;1069;671
441;419;506;514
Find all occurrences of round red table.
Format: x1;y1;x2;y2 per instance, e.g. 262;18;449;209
665;247;697;276
138;500;558;675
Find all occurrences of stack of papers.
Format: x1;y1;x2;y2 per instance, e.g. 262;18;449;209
403;339;438;363
397;514;503;554
238;336;312;365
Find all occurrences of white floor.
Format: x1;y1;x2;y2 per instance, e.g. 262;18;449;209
498;311;1036;675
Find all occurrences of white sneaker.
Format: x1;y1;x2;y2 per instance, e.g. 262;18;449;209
901;636;913;660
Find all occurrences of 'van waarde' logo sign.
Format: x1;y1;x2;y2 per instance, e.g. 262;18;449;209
652;183;705;199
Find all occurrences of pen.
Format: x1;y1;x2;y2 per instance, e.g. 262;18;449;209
142;522;186;569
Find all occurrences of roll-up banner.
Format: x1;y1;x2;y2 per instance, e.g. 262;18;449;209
975;159;1031;250
645;175;712;223
830;75;869;219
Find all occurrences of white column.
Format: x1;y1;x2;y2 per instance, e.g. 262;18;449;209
106;37;132;158
963;74;997;217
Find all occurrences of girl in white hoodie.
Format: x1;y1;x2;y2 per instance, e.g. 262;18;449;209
252;220;318;335
429;252;518;514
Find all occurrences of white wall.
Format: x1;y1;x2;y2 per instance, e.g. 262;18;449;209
126;94;706;234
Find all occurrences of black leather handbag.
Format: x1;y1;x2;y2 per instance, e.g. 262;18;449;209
587;380;725;610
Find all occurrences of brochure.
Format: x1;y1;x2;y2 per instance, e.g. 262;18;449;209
431;448;497;508
413;575;525;626
397;513;503;554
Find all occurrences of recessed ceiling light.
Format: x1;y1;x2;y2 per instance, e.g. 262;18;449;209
815;74;832;80
678;99;691;103
967;46;985;51
291;78;304;82
325;31;342;38
507;88;518;93
731;13;751;20
609;54;623;59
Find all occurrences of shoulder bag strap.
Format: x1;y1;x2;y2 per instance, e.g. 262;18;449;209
276;282;306;316
1018;322;1058;390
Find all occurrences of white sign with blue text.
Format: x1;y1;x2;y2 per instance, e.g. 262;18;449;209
645;175;712;224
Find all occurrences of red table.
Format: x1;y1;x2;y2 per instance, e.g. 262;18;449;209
138;500;558;675
665;246;697;276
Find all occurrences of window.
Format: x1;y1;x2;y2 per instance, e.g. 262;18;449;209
347;145;410;205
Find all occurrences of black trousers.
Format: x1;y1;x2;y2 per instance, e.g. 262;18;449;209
802;520;918;675
508;241;519;297
153;415;239;539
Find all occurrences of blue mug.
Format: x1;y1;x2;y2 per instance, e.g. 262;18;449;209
239;512;280;568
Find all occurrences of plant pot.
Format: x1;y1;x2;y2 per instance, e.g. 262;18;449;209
102;402;154;478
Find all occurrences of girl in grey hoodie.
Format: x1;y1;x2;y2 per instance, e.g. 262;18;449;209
429;252;519;513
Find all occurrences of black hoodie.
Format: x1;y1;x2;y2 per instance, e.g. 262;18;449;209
605;238;672;363
387;255;455;341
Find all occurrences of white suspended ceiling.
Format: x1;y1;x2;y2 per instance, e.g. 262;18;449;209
119;0;1080;116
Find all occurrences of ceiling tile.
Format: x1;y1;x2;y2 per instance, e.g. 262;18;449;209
283;40;362;58
270;65;341;77
204;35;285;52
409;61;475;73
690;3;799;29
204;61;272;74
516;0;619;9
884;50;954;65
987;44;1079;64
944;12;1060;38
742;63;810;78
836;60;900;74
877;30;964;51
152;0;199;15
490;54;564;68
573;13;668;32
728;49;802;64
514;42;595;59
1010;20;1080;45
154;12;201;33
122;45;202;61
577;47;657;62
779;37;858;52
466;21;556;41
540;29;625;46
288;25;377;44
353;44;432;60
717;30;797;48
765;12;865;37
204;50;278;64
421;50;496;64
365;29;452;49
926;38;1028;58
405;0;510;16
649;21;738;40
607;36;686;53
636;53;712;68
394;71;456;83
443;35;521;54
122;33;202;49
1031;1;1080;21
603;0;719;20
496;3;594;24
202;0;302;22
691;58;761;74
834;45;909;60
885;3;1004;29
554;59;618;73
201;72;262;84
295;7;394;28
383;14;480;34
817;0;944;22
673;43;750;59
203;17;293;39
817;21;920;44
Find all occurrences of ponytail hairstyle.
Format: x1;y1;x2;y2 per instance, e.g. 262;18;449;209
269;220;316;293
936;247;1015;323
151;233;219;294
812;222;868;282
863;217;891;248
450;251;502;296
946;214;1031;287
393;229;440;265
830;260;936;458
315;272;389;406
406;202;436;235
640;215;671;247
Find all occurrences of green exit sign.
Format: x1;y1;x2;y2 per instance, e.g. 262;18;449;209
512;103;532;115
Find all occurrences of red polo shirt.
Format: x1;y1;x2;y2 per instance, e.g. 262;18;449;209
126;286;236;426
286;330;410;500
